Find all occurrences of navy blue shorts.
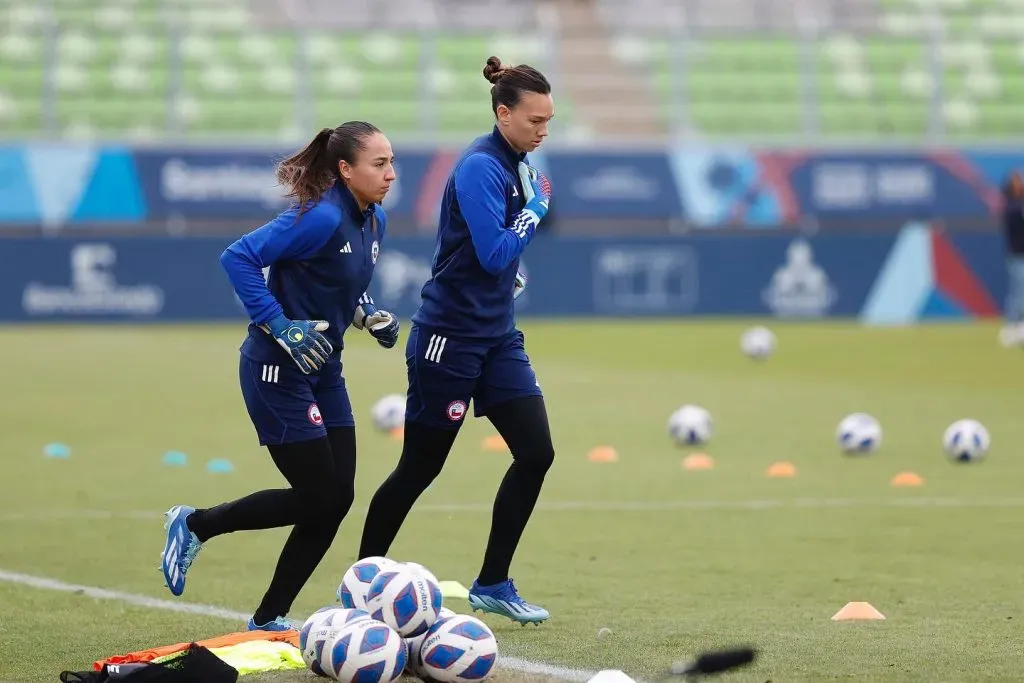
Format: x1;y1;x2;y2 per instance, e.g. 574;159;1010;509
238;354;354;446
405;324;543;429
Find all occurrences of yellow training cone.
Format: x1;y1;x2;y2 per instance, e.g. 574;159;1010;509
438;580;470;600
831;601;886;621
682;453;714;470
587;446;619;463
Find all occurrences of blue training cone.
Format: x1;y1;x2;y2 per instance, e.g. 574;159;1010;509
162;450;188;467
206;458;234;474
43;443;71;459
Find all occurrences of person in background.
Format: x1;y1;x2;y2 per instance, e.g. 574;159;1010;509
999;170;1024;347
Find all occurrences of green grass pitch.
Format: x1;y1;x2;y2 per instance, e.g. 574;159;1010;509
1;320;1022;682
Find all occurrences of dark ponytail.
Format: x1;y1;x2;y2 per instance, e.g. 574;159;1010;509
483;55;550;115
276;121;381;210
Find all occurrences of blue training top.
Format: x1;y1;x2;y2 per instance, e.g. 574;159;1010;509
411;127;534;341
220;181;386;364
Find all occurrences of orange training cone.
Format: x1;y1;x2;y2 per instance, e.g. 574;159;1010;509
682;453;714;470
481;434;507;452
891;471;924;487
831;601;886;621
389;426;404;441
766;461;797;477
587;446;619;463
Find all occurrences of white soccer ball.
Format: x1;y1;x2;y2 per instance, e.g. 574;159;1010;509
405;561;441;587
371;394;406;432
740;325;776;360
405;607;457;678
943;419;990;462
836;413;882;454
998;324;1024;348
338;556;399;610
420;614;499;683
325;618;407;683
299;606;336;672
667;404;713;446
365;561;444;637
301;607;371;677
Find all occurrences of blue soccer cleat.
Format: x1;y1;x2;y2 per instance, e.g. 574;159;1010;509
160;505;203;597
468;578;549;625
247;616;300;632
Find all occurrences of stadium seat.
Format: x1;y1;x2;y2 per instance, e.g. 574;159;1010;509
0;0;1020;140
599;0;1023;138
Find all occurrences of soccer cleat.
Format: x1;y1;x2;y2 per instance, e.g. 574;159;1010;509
246;616;300;632
467;578;548;625
160;505;202;597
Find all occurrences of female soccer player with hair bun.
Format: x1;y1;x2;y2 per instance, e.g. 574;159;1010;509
358;56;556;625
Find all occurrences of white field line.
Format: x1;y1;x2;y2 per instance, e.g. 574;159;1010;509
0;569;597;682
3;497;1024;523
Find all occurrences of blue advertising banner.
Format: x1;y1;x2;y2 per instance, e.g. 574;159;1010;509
779;152;999;222
131;148;447;226
2;143;1021;230
669;147;784;228
545;152;684;219
0;145;146;225
132;150;292;219
2;238;239;321
0;226;1006;324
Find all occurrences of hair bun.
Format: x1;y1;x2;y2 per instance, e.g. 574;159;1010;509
482;56;507;84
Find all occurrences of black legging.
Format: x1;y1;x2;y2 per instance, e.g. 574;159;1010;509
186;427;355;624
359;396;554;586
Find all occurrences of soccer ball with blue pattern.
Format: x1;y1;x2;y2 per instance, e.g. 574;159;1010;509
300;607;371;677
667;405;713;446
338;556;399;610
299;606;336;674
419;614;499;683
943;419;990;463
740;326;776;360
326;618;407;683
365;561;444;637
836;413;882;455
405;607;457;679
371;394;406;432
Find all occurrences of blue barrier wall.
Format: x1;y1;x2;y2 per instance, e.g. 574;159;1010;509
0;225;1005;324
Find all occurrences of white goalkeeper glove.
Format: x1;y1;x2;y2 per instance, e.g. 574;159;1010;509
354;302;400;349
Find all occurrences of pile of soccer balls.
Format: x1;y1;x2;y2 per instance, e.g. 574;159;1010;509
666;326;991;463
300;557;498;683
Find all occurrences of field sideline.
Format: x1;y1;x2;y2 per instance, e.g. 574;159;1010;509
2;320;1022;682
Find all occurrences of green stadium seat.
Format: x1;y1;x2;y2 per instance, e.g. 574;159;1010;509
0;0;1019;140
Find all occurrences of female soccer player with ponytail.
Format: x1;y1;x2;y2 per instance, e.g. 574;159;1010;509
159;122;400;631
358;57;555;625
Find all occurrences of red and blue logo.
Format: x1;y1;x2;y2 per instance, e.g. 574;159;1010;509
861;223;998;324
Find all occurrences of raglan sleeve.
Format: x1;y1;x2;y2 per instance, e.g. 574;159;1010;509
219;203;341;325
454;153;535;275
